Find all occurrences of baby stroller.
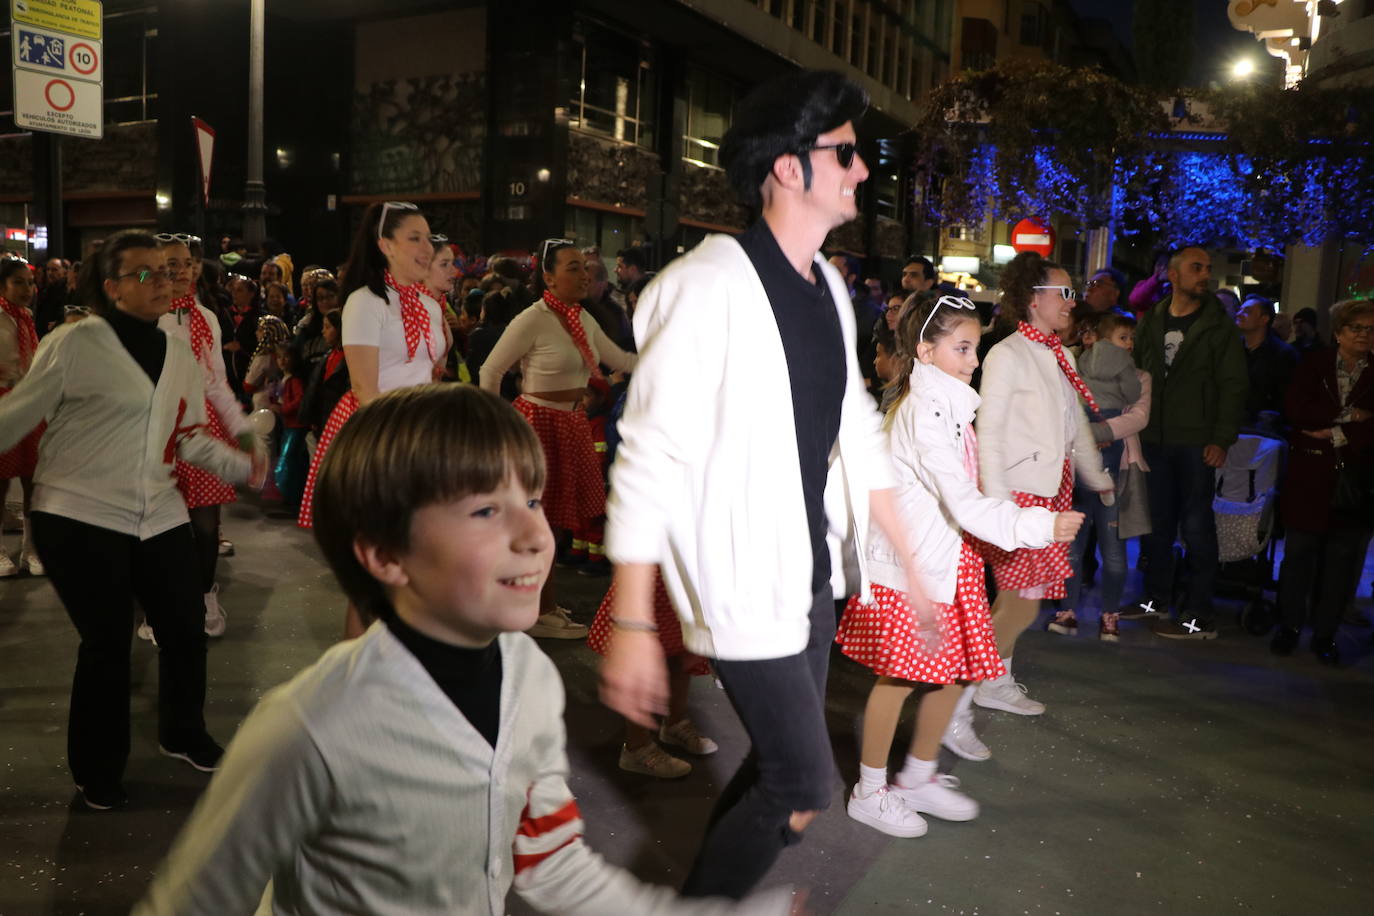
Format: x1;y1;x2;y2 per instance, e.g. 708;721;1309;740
1212;434;1286;634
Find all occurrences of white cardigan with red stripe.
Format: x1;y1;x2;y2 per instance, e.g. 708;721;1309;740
135;623;791;916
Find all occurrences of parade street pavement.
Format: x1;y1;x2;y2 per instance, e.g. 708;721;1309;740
3;498;1373;915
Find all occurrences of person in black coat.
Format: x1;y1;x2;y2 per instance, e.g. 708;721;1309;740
1235;295;1298;434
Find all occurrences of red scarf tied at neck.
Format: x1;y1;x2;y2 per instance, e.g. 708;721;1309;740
170;294;214;366
0;295;38;372
541;289;603;382
384;270;434;362
1016;320;1101;419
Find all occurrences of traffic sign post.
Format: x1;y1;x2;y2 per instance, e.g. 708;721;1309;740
1011;218;1056;258
11;0;103;140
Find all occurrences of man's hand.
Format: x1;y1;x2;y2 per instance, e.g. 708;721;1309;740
1302;428;1335;441
599;630;668;728
1202;445;1228;468
1053;511;1085;542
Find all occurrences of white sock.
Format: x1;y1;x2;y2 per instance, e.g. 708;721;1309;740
895;755;937;788
1001;656;1014;679
858;763;888;798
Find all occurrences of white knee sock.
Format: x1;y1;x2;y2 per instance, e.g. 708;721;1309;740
858;763;888;798
895;755;937;788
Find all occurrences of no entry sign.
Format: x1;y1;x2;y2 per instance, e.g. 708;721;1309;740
1011;218;1056;257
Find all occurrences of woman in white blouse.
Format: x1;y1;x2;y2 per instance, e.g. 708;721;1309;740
480;241;636;639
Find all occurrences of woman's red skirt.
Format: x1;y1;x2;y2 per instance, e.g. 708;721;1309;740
297;391;359;530
174;398;237;508
513;396;605;532
588;575;711;676
0;387;43;479
976;457;1074;599
837;538;1005;684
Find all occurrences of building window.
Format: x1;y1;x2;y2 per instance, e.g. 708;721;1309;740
961;17;997;71
1020;1;1050;49
566;204;645;254
570;20;656;149
683;67;735;169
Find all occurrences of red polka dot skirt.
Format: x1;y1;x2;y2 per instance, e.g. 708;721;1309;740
513;396;605;533
975;457;1075;600
297;391;359;530
174;398;237;509
836;538;1005;684
0;387;43;479
588;574;711;677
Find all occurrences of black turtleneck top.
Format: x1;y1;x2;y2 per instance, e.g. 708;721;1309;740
105;306;166;386
386;614;503;748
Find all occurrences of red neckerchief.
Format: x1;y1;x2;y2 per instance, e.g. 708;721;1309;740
230;302;251;328
170;294;213;366
384;270;433;362
541;289;603;381
324;347;345;379
0;295;38;370
1017;321;1101;418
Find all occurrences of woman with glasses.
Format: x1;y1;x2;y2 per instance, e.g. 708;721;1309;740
153;234;254;639
293;275;340;369
1272;298;1374;667
972;252;1114;720
0;230;264;810
297;202;444;635
0;257;45;577
479;241;637;639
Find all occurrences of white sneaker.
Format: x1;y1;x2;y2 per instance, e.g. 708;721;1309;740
659;719;719;756
136;620;158;646
0;552;16;578
618;743;691;778
527;607;588;640
942;713;991;761
891;774;980;822
846;784;928;838
204;585;227;638
19;550;44;576
217;539;235;557
974;673;1045;716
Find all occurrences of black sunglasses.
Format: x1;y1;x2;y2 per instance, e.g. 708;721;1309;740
808;142;858;169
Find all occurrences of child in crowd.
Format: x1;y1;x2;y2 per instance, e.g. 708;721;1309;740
872;321;900;413
243;314;289;411
272;345;309;512
1063;310;1152;639
134;385;792;916
837;295;1083;838
298;309;348;458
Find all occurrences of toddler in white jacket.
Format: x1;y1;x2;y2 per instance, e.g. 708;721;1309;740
836;293;1084;839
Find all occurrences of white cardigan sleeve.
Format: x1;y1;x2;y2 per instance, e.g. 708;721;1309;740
171;349;252;484
975;343;1018;501
0;325;65;452
605;269;728;565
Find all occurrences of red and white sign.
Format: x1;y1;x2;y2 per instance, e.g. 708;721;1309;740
193;117;216;206
13;69;102;138
1011;218;1056;257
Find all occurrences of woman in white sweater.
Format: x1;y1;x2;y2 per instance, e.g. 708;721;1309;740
973;252;1114;717
0;231;263;810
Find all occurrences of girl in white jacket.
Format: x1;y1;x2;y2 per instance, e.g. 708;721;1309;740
837;293;1083;838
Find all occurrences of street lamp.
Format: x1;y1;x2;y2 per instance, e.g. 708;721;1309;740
1232;58;1256;80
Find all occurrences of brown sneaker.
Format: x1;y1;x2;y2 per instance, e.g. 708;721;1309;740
1047;610;1078;636
618;743;691;778
1099;612;1120;643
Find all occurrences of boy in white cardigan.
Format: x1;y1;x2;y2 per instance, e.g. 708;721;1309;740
134;385;792;916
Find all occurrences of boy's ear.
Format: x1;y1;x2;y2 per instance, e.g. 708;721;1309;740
354;538;409;589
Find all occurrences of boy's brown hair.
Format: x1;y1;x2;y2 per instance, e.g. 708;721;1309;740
1096;309;1137;337
312;384;546;621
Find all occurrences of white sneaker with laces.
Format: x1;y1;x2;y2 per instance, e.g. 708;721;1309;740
659;719;719;756
0;552;16;578
204;585;227;638
974;673;1045;716
19;550;44;576
846;785;928;837
527;607;588;639
217;539;235;557
136;620;158;646
891;774;980;822
941;712;991;761
618;743;691;778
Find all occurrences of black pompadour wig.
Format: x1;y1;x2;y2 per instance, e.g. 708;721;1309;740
719;70;869;210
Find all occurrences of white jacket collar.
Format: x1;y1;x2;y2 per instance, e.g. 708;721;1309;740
910;360;981;423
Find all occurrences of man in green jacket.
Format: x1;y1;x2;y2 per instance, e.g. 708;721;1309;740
1122;246;1248;639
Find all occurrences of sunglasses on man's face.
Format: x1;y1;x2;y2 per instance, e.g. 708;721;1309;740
808;142;858;170
1032;285;1077;301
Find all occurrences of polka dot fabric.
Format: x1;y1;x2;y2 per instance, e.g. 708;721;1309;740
297;391;359;529
976;457;1075;599
173;398;238;508
836;538;1004;684
513;396;604;532
588;575;711;676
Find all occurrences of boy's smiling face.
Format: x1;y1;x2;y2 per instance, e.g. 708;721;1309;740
365;474;554;647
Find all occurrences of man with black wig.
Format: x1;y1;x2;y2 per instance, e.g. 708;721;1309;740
600;70;931;899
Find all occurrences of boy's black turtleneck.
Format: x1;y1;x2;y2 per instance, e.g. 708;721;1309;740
105;306;166;386
386;614;503;748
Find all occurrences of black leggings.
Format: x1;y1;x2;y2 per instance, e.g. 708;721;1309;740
31;512;210;791
187;504;220;594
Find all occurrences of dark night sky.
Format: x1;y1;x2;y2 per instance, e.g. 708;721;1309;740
1066;0;1287;87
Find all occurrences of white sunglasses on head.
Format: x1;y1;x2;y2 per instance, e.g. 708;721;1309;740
378;201;420;240
919;294;979;343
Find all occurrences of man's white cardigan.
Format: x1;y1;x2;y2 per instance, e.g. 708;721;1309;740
606;234;895;661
